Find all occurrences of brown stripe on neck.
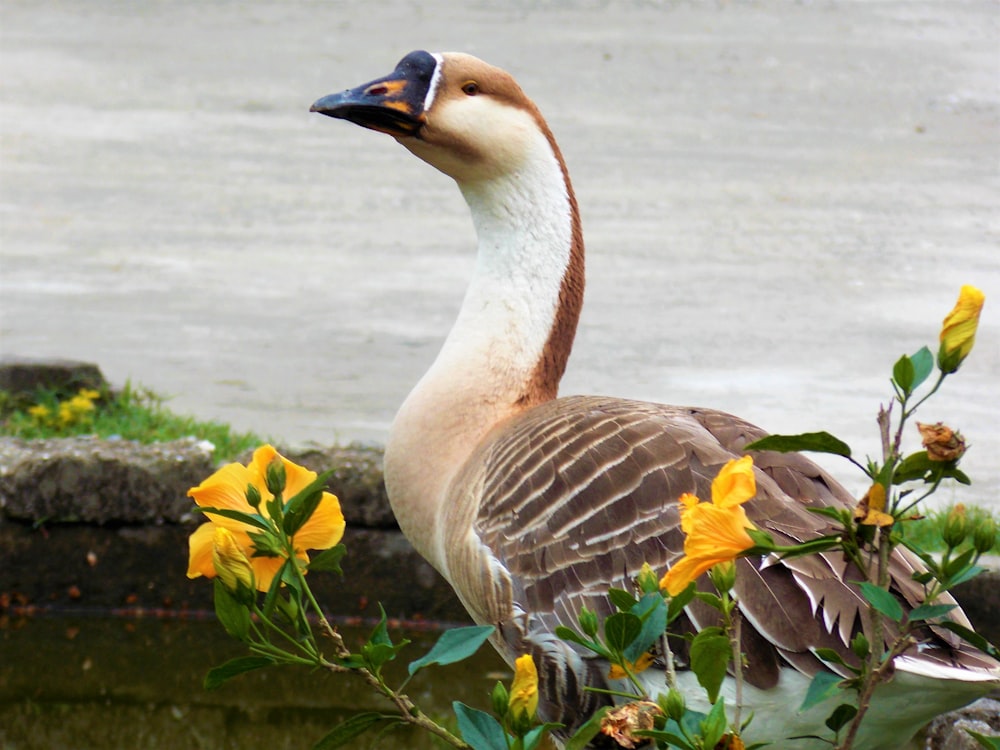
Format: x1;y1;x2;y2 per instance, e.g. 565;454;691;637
516;113;585;409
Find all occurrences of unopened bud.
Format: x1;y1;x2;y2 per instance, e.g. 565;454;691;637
245;483;262;508
636;562;660;595
265;457;287;496
490;680;509;718
973;516;996;555
579;607;599;638
942;504;968;549
709;560;737;593
851;633;870;660
659;687;686;722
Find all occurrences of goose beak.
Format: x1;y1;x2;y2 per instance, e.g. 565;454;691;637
311;50;438;138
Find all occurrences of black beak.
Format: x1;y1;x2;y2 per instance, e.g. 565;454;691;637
310;50;438;138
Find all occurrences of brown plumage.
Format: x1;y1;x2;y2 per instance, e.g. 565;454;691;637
312;50;999;748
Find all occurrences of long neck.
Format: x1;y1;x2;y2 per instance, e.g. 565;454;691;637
384;132;584;572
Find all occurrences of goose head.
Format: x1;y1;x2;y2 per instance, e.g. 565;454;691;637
311;50;557;185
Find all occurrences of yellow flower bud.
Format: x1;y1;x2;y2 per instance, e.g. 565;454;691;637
508;654;539;722
636;562;660;594
938;285;984;374
212;527;255;593
973;516;996;555
942;504;968;549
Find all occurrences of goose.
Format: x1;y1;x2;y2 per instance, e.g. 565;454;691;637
310;51;999;748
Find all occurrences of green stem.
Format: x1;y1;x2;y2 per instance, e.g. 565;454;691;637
837;526;895;750
252;605;320;660
729;606;744;732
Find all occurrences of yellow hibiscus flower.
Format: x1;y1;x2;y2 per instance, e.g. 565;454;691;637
508;654;539;721
187;445;345;592
938;285;984;373
660;456;758;597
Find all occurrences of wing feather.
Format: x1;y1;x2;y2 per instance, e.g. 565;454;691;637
440;394;983;724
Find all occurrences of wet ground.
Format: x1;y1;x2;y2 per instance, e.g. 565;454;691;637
1;0;998;506
0;616;503;750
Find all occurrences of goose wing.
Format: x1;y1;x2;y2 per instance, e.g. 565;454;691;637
443;395;976;722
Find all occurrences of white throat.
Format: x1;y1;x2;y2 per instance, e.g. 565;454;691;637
383;126;576;574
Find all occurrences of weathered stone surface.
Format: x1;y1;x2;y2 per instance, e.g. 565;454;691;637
0;357;108;397
0;522;467;622
923;698;1000;749
0;436;215;524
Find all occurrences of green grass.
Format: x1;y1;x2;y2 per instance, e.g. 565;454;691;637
897;504;999;555
0;382;264;463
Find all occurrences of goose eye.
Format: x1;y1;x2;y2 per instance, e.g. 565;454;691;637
462;81;479;96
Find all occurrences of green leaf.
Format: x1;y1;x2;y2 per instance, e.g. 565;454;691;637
894;451;937;484
800;671;843;711
700;698;728;749
563;707;611;750
745;431;852;458
204;655;274;690
246;529;283;557
825;703;858;733
948;564;986;588
609;587;639;612
282;469;334;536
693;591;724;610
213;578;250;640
965;730;1000;749
667;583;696;623
944;548;977;580
626;593;668;662
893;354;915;395
908;603;957;622
689;631;731;704
522;723;564;750
807;506;853;524
556;626;611;659
938;620;1000;659
604;612;643;656
453;702;510;750
407;625;495;675
312;713;390;749
910;346;935;391
283;490;323;537
859;582;904;622
308;544;347;573
813;648;849;668
369;603;392;646
637;730;696;750
261;558;289;619
363;642;405;671
199;506;271;532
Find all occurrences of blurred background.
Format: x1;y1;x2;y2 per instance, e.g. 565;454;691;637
2;1;998;497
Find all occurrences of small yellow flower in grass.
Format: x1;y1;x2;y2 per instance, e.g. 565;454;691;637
660;456;758;597
938;285;984;373
508;654;539;721
27;404;50;422
187;445;345;592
